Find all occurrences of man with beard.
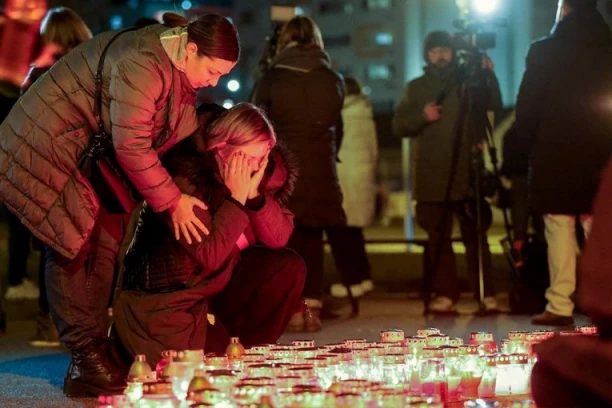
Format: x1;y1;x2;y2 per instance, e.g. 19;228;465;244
393;31;502;313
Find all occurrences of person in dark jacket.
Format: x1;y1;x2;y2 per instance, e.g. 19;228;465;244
531;159;612;408
515;0;612;326
0;13;240;397
251;16;346;332
393;31;502;314
114;103;305;367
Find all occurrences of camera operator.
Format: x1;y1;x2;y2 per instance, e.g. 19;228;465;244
393;31;502;314
515;0;612;327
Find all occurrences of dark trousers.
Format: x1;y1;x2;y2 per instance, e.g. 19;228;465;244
7;210;31;286
416;200;494;302
288;225;371;300
509;175;545;242
329;227;371;287
46;208;129;349
8;209;50;312
39;250;49;313
205;247;306;353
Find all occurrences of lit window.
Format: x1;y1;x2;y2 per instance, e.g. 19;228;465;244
110;15;123;30
367;64;393;80
323;34;352;48
364;0;392;10
375;32;393;46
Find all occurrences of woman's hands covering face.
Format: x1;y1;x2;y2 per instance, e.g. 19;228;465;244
220;152;252;205
248;151;270;199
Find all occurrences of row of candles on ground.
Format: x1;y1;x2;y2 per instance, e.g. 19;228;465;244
97;325;598;408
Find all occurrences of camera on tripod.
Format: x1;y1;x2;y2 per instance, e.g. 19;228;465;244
452;0;505;83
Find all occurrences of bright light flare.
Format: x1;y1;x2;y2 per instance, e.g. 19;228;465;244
227;79;240;92
472;0;500;15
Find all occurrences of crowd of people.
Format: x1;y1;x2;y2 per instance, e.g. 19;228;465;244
0;0;610;405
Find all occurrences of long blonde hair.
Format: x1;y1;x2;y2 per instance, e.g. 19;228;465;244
40;7;92;53
206;103;276;154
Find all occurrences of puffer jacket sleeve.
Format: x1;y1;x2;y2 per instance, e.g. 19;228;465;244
246;196;294;249
172;199;250;271
245;152;295;248
109;54;181;213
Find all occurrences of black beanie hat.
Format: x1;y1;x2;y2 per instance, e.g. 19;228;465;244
424;30;454;60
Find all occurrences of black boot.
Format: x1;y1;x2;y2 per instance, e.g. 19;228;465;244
63;338;127;397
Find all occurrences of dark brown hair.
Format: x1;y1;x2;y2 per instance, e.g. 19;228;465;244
278;16;324;52
344;77;363;96
162;12;240;62
40;7;92;53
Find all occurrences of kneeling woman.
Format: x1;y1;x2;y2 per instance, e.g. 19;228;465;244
114;103;305;365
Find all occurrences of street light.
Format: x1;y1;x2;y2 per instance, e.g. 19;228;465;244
227;79;240;93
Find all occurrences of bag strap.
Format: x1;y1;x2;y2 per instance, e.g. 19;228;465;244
94;28;137;133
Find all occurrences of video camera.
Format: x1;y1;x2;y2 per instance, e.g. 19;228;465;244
452;0;505;84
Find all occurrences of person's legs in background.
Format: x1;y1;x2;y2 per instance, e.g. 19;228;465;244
5;211;39;300
29;248;60;347
533;214;578;326
327;226;373;298
457;199;498;311
205;247;306;352
286;226;324;332
46;208;129;396
510;175;530;245
416;201;460;312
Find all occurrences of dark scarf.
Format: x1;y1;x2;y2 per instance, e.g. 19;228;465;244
271;45;332;72
425;61;458;81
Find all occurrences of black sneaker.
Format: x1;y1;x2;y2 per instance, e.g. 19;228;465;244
29;312;61;347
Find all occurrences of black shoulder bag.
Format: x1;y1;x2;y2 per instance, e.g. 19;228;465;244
79;28;141;214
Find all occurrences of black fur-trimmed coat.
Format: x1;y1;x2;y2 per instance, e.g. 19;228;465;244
113;124;297;365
